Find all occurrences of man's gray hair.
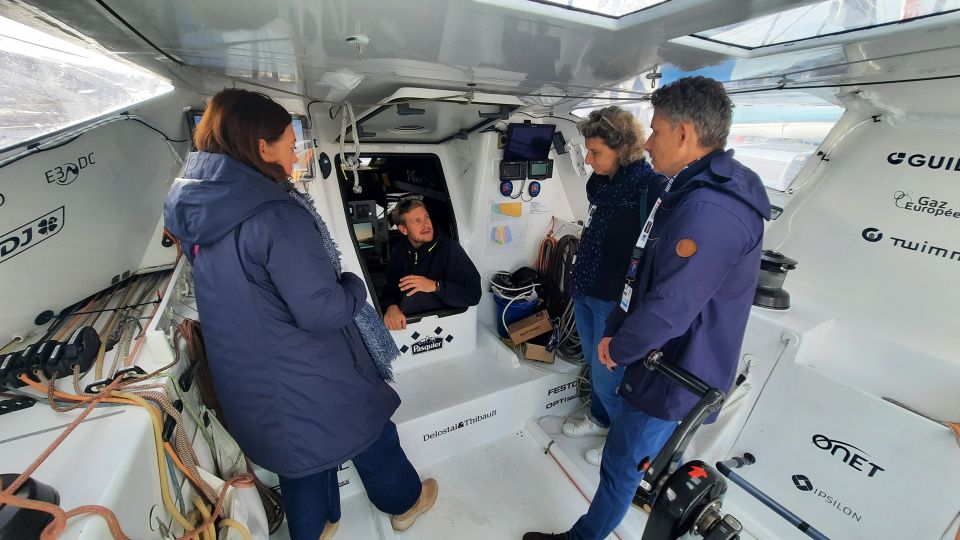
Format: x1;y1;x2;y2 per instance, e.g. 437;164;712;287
650;76;733;149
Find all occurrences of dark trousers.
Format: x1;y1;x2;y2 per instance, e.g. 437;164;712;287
278;421;422;540
571;401;677;540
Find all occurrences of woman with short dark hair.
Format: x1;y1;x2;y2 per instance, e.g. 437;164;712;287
164;88;437;540
562;106;658;466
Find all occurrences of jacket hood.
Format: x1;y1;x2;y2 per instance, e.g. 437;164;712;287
671;149;772;220
164;152;294;244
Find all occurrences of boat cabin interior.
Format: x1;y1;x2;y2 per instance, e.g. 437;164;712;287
1;1;958;539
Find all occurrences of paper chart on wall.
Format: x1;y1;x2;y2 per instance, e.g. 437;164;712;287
486;222;527;255
489;201;524;222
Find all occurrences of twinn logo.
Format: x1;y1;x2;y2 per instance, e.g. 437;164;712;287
886;151;960;172
861;227;960;264
412;337;443;355
44;152;96;186
0;206;65;264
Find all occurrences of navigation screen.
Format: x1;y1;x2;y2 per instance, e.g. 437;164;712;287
503;123;556;161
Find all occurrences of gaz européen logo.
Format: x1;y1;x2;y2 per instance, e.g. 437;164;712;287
893;190;959;220
0;207;65;264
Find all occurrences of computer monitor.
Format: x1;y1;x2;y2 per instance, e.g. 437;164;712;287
353;222;375;247
502;123;557;161
186;110;306;147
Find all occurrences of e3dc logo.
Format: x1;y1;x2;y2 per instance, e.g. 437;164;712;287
861;227;883;242
44;152;95;186
792;474;814;492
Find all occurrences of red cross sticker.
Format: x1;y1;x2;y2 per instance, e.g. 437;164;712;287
688;465;708;479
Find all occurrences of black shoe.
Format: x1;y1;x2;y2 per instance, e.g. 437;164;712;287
522;532;570;540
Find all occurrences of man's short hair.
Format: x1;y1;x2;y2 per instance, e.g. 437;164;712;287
390;197;426;227
650;76;733;149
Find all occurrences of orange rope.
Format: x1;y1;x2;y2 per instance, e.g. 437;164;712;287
1;376;132;540
176;475;256;540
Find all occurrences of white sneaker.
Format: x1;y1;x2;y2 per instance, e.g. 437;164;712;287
562;416;609;438
585;443;604;466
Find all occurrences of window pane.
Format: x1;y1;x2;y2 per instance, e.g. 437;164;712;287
530;0;667;17
573;89;843;192
727;92;843;191
0;15;172;149
695;0;960;49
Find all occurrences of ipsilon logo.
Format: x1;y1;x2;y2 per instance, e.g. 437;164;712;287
887;151;960;172
790;473;863;523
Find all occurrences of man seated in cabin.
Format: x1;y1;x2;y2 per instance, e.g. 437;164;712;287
524;77;771;540
380;197;482;331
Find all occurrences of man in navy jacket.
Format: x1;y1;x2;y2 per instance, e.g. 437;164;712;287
381;197;481;331
524;77;770;540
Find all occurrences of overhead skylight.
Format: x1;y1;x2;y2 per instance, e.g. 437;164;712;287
530;0;668;18
694;0;960;49
0;15;172;149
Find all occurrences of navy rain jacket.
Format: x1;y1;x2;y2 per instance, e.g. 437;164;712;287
164;152;401;478
604;149;771;422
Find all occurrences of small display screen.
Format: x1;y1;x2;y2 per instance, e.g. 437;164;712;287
530;162;548;176
188;111;305;145
501;162;525;180
503;123;556;161
353;222;374;244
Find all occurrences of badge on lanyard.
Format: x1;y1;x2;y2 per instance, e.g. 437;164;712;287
618;168;685;312
619;283;633;311
584;204;596;228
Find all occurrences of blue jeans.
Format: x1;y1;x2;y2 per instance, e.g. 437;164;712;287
570;401;677;540
573;296;622;428
278;421;421;540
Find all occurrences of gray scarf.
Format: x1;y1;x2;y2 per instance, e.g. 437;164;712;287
287;187;399;381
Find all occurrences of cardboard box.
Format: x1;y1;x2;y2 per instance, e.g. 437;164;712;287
507;310;552;345
523;333;555;363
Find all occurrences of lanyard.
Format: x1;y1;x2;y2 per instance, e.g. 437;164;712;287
624;167;684;282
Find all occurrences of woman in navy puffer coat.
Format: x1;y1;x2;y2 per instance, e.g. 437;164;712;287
164;89;436;540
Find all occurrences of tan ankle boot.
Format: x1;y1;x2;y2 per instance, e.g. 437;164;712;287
319;520;338;540
390;478;438;532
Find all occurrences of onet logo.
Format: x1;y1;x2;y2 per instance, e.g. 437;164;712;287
792;474;814;492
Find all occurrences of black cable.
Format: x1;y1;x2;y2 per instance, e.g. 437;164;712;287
515;111;580;125
0;114;185;170
94;0;184;67
726;71;960;95
123;115;188;143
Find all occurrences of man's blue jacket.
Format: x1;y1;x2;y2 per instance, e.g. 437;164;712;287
604;149;771;422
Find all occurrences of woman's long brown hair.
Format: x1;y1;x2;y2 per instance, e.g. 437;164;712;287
193;88;292;183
